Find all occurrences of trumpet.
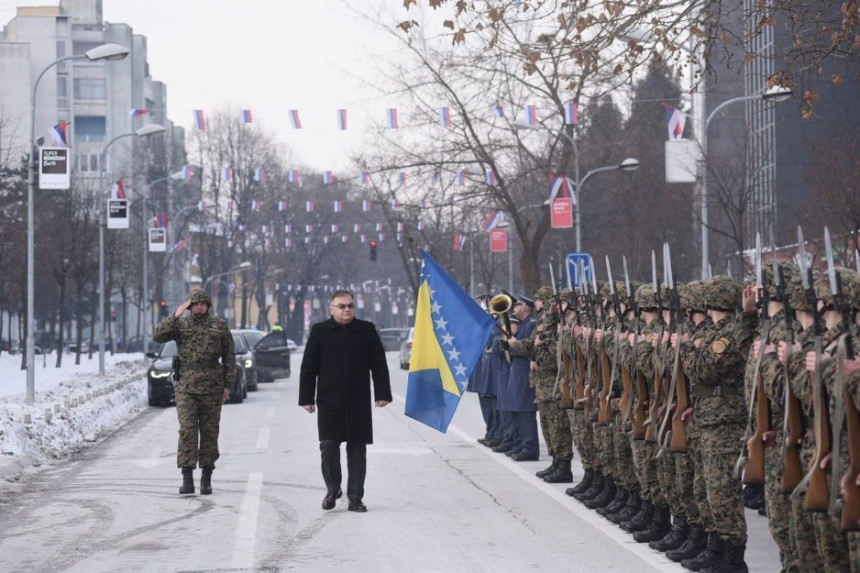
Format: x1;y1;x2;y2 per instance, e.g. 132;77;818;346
490;293;514;340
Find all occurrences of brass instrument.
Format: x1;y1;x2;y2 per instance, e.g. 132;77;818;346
490;293;514;339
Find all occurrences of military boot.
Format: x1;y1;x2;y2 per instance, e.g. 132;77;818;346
633;504;671;542
565;468;593;497
666;524;707;562
598;485;628;517
621;499;653;533
650;515;689;552
200;464;214;495
608;489;640;524
543;457;573;483
584;476;616;510
681;533;724;572
700;541;747;573
535;457;558;479
179;466;194;495
575;470;604;501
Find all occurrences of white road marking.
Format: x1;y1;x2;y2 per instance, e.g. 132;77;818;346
231;472;263;570
256;427;270;450
263;407;276;421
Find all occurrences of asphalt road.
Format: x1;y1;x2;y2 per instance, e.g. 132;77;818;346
0;353;779;572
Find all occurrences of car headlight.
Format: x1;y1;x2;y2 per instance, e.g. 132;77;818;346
149;370;171;379
244;358;253;369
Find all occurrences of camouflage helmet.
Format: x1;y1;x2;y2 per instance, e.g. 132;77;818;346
813;267;860;309
559;288;576;309
703;275;741;311
681;280;707;313
533;286;554;303
635;283;658;310
188;288;212;307
785;268;819;312
761;261;798;301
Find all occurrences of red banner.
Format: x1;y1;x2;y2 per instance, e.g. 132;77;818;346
489;228;508;252
551;198;573;229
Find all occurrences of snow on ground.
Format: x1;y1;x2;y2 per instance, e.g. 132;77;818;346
0;351;149;492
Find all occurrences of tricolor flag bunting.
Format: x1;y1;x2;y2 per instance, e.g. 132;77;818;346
661;102;686;140
485;170;496;186
492;104;504;119
288;169;300;183
241;109;253;124
221;167;232;182
524;104;538;126
254;167;265;182
130;108;149;118
110;178;126;199
439;106;452;129
180;165;193;180
323;170;334;184
359;171;370;186
362;200;371;212
193;110;206;131
337;109;347;131
453;232;467;251
547;173;577;204
50;121;70;147
480;209;505;231
404;251;496;433
386;108;399;129
564;101;578;126
289;109;302;129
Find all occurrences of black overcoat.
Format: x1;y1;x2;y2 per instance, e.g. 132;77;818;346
298;317;392;443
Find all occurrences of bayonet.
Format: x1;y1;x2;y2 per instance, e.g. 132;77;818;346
825;227;838;297
623;255;632;299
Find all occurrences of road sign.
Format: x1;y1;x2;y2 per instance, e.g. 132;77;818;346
566;253;593;289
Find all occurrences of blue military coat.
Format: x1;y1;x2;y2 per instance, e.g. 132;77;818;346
500;313;538;412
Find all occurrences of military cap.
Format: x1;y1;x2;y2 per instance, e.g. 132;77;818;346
188;288;212;307
533;286;554;303
703;275;741;311
635;283;658;310
813;267;860;309
682;280;707;313
515;295;535;309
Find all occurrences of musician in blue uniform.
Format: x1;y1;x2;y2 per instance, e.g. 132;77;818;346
501;296;540;460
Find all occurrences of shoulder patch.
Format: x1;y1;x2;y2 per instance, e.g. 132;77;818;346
711;337;730;354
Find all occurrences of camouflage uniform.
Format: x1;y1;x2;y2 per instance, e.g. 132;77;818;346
520;287;573;480
568;307;598;491
153;288;236;470
682;275;752;568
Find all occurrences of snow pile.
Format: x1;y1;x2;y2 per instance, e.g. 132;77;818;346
0;352;149;474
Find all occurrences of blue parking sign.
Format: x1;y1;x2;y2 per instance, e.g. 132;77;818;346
566;253;593;289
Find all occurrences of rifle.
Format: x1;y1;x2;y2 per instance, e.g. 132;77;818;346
573;261;587;410
777;234;804;494
738;233;771;484
644;248;665;443
840;347;860;530
599;256;621;426
592;268;609;425
792;227;833;511
620;255;635;433
663;243;690;453
551;261;575;409
657;243;677;452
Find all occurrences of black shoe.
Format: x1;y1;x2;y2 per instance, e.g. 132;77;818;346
179;467;194;495
742;484;764;510
757;501;767;517
486;438;502;448
322;488;342;510
200;465;214;495
543;458;573;483
633;504;672;543
575;470;604;501
505;449;520;458
566;468;593;497
650;515;689;552
512;451;539;462
477;438;490;446
681;533;724;571
608;490;640;524
667;525;707;562
585;477;616;510
536;457;558;478
492;444;512;454
621;500;653;533
347;499;367;512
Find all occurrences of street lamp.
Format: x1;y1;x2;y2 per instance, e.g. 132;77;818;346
203;262;253;325
25;43;129;403
700;85;793;277
514;121;640;252
97;123;166;373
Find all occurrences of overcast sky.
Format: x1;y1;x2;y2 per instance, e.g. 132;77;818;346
1;0;406;172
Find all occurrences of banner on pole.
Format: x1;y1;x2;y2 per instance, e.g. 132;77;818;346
107;199;129;229
38;147;70;190
148;228;166;252
550;198;573;228
489;228;508;252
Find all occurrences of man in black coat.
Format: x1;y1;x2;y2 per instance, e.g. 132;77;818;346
299;289;392;512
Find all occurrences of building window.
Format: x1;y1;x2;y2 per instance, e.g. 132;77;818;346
74;116;106;143
72;41;101;57
74;78;106;100
57;76;68;109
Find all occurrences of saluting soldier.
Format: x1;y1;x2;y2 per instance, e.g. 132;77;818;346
153;288;235;496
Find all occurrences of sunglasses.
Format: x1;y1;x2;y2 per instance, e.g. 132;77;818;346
331;303;355;310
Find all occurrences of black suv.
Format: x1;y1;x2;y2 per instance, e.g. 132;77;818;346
234;329;292;383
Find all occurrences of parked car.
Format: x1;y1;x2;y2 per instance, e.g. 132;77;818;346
145;339;248;407
379;327;410;352
232;331;258;392
245;329;292;382
399;328;415;370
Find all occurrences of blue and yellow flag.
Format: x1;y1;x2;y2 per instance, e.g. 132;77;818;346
404;251;496;432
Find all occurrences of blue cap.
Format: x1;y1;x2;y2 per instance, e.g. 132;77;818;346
515;295;534;309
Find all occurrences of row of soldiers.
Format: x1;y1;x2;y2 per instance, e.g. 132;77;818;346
473;257;860;573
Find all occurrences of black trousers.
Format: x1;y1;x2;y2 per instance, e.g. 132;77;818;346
320;440;367;501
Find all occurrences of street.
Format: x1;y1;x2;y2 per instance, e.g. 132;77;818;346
0;353;779;572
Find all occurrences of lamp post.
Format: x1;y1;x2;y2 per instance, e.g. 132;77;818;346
700;85;793;277
25;43;129;403
203;261;253;324
97;123;166;373
514;122;639;252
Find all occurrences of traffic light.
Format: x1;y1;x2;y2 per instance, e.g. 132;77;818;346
369;240;378;261
111;311;117;322
160;300;168;317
